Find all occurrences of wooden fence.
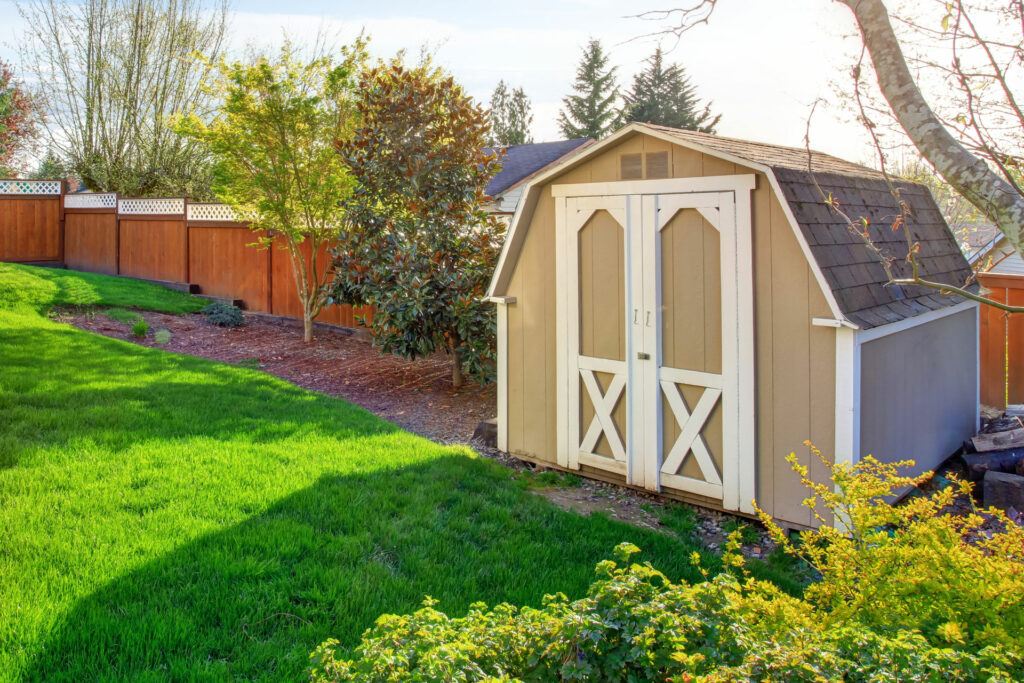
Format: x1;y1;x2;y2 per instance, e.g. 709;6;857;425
1;180;372;327
979;272;1024;407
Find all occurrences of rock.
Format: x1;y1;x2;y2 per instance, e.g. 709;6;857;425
983;471;1024;511
472;418;498;448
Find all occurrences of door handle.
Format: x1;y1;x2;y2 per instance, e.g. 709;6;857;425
645;311;652;327
633;308;639;324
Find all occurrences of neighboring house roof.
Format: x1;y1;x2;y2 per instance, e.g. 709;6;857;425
485;138;592;197
489;122;975;330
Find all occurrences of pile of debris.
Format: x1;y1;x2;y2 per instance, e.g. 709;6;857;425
961;405;1024;523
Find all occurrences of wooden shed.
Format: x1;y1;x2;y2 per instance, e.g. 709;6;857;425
486;123;979;528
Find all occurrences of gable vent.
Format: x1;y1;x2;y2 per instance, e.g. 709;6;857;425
645;151;669;179
620;153;643;180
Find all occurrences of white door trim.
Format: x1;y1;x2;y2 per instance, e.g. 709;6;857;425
554;180;756;512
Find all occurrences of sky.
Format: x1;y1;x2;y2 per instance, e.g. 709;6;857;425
0;0;878;163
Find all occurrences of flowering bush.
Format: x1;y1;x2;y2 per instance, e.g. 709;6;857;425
310;450;1024;682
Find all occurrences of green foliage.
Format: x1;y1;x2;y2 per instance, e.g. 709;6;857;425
202;301;244;327
311;453;1024;681
621;48;720;133
721;517;759;545
558;38;620;140
174;40;365;341
131;319;149;338
333;58;504;387
521;469;582;490
30;148;67;180
489;80;533;146
236;356;262;369
154;328;172;345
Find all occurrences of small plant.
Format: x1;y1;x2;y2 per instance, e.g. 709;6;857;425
236;357;261;370
153;328;172;345
722;517;760;545
523;469;582;489
201;301;244;328
105;307;143;325
651;502;699;540
131;320;149;338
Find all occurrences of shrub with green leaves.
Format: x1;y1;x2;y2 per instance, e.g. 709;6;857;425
153;328;172;345
131;320;149;338
310;452;1024;681
202;302;244;328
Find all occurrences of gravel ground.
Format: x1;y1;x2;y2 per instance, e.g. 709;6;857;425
58;306;778;556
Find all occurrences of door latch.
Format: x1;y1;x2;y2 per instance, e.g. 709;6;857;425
637;352;651;360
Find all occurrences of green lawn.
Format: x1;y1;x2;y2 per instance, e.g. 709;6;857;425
0;264;794;681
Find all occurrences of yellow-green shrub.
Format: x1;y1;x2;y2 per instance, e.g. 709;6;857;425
310;450;1024;682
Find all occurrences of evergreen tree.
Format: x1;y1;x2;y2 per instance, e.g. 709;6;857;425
622;48;720;133
558;39;620;139
489;80;534;146
31;149;67;179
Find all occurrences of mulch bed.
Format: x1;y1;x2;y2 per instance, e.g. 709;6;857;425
59;308;496;445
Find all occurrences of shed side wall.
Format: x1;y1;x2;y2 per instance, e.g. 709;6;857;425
859;308;978;477
503;132;836;526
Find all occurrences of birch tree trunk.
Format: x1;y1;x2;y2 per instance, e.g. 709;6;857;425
839;0;1024;253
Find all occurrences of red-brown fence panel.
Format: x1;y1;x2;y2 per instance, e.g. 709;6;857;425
0;179;63;263
64;193;118;274
979;272;1024;407
187;204;271;312
117;198;188;283
270;235;373;327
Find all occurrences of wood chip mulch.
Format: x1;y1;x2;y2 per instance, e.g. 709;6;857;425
58;308;496;445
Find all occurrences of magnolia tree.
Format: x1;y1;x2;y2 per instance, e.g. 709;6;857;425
333;58;504;388
174;43;364;342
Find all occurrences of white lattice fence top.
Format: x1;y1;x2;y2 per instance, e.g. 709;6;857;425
0;179;62;195
118;198;185;216
64;193;117;209
187;203;237;222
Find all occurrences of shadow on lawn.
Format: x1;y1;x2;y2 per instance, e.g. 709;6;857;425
5;317;706;681
24;457;702;682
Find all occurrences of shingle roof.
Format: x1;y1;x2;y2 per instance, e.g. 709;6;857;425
486;138;592;197
773;169;974;329
633;124;972;329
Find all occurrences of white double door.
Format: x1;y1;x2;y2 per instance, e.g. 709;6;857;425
555;183;755;513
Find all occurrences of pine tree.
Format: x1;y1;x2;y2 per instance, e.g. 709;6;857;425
558;39;620;139
622;48;720;133
489;80;534;146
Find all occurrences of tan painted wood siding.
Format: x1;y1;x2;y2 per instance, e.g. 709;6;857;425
503;131;837;526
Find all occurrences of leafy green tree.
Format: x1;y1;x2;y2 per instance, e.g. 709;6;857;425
0;60;37;175
622;48;720;133
558;39;620;139
174;42;365;343
333;58;504;388
489;80;533;146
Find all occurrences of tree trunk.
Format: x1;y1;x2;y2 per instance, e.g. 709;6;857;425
303;313;314;344
450;344;464;389
839;0;1024;254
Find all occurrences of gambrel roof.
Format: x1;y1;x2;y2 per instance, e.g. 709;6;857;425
489;123;974;330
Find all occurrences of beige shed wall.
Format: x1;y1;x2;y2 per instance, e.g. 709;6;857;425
503;131;836;526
